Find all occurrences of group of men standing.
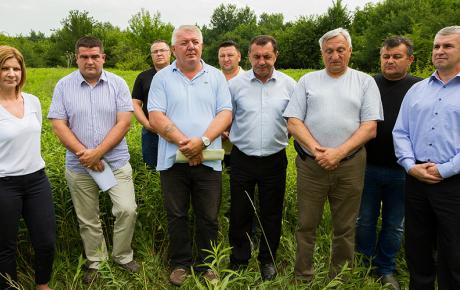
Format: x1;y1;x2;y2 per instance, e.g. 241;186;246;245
46;23;460;290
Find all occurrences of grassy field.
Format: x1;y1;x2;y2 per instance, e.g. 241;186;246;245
11;68;406;289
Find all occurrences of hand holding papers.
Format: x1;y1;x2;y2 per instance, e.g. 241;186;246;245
175;149;225;163
85;160;118;191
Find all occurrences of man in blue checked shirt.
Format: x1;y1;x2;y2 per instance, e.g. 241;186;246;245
48;36;139;284
393;26;460;290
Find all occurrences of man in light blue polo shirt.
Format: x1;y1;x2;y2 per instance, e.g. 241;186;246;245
148;25;232;286
48;36;139;284
228;35;296;281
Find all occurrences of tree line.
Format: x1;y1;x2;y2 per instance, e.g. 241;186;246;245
1;0;458;73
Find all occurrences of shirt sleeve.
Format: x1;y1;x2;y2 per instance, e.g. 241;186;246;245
437;155;460;178
392;89;416;173
360;77;384;122
215;71;232;113
283;76;307;121
47;81;68;120
116;78;134;112
148;73;167;113
131;73;143;101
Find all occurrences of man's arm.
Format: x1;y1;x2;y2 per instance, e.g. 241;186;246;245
315;120;377;170
133;99;154;132
287;117;321;154
50;119;87;155
149;111;188;145
77;111;132;169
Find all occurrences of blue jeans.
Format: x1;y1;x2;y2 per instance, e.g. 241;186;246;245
356;163;405;275
141;128;159;170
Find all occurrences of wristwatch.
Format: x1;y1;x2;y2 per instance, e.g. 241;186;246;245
201;136;211;148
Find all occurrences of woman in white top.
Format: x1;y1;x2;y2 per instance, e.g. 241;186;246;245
0;46;55;290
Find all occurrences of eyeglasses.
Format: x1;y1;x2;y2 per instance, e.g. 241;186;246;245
151;49;170;54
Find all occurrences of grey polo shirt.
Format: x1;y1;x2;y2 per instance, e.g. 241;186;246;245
48;70;133;172
283;68;383;154
229;69;296;156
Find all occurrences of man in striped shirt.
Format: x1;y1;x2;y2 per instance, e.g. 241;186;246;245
48;36;139;284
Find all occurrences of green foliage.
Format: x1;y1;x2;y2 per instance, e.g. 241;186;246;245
6;0;459;73
48;10;96;67
351;0;460;72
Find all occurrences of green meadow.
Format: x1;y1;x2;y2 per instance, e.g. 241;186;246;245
12;68;405;289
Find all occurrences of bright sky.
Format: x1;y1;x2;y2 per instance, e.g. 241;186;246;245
0;0;381;36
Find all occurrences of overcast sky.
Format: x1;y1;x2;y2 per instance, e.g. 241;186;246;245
1;0;381;36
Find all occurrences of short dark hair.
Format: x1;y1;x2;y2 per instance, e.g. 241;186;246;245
218;40;240;52
75;36;104;54
249;35;278;54
381;36;414;56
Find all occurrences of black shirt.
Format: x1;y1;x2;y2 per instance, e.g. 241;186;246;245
366;73;422;167
132;68;157;118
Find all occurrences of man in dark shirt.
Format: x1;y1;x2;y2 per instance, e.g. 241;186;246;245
356;36;422;289
132;40;171;169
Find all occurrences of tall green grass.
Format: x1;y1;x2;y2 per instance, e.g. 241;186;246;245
11;68;408;289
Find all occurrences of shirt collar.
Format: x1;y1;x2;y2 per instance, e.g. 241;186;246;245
249;68;278;83
77;69;107;86
430;70;460;84
171;59;207;73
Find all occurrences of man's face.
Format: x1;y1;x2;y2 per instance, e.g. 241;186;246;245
249;42;277;81
218;46;241;73
172;30;202;70
432;33;460;73
380;44;414;81
151;42;171;69
76;46;105;82
321;34;352;77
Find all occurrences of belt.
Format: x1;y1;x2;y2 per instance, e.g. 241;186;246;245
294;140;362;162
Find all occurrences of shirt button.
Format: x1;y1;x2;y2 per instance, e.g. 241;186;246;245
438;98;441;101
435;112;438;115
432;127;435;130
429;143;432;146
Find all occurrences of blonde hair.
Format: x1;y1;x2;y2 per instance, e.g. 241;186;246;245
0;45;26;93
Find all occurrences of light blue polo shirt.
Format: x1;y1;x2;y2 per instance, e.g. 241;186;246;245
147;60;232;171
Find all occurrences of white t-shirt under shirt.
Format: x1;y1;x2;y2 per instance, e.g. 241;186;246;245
0;93;45;177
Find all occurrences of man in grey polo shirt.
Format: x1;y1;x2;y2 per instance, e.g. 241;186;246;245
228;35;295;281
48;36;138;284
283;28;383;281
148;25;232;286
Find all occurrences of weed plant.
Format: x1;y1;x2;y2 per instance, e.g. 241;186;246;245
8;68;410;289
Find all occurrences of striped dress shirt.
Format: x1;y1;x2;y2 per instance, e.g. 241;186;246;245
48;70;133;172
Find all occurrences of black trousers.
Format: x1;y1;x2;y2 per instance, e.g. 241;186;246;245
229;147;287;265
405;174;460;290
0;169;56;289
160;164;221;270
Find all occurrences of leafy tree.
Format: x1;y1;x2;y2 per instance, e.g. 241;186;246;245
127;9;174;51
48;10;96;67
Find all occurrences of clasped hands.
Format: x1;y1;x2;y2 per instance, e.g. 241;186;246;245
179;137;204;166
76;148;105;172
409;163;443;184
313;146;346;171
